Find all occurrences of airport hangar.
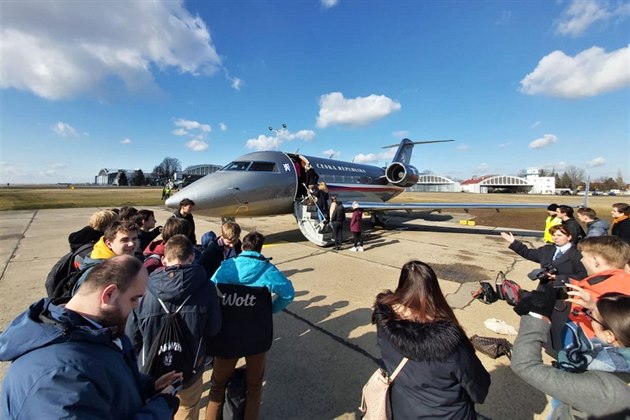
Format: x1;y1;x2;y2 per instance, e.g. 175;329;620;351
409;170;555;194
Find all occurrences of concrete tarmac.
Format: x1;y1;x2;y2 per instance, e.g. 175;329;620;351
0;207;554;419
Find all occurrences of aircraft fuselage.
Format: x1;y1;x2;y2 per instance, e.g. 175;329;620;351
165;150;405;218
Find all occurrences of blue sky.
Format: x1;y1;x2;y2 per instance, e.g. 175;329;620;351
1;0;628;184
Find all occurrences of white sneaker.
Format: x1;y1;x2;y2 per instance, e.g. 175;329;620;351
350;247;357;252
358;246;364;252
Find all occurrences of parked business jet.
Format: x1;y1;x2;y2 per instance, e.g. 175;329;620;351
165;139;546;245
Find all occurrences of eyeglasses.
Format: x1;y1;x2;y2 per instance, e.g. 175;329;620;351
573;308;610;330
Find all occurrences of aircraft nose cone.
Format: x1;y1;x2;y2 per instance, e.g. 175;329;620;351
165;195;180;209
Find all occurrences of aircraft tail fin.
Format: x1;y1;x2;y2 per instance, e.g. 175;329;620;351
383;138;454;164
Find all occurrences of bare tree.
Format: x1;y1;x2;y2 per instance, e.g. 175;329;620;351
563;165;585;191
153;157;182;182
615;169;625;190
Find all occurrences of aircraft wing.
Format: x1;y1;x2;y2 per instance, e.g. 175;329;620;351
341;201;548;211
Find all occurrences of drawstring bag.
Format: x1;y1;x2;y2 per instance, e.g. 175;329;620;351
470;335;512;359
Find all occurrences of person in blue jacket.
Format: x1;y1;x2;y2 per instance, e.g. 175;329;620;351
205;231;295;420
0;255;181;420
126;234;222;420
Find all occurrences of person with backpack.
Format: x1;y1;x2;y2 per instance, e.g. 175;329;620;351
67;209;119;252
1;256;181;419
68;221;139;297
127;235;221;420
500;225;587;355
371;260;490;419
205;231;294;420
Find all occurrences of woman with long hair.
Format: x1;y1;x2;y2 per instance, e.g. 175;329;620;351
372;260;490;419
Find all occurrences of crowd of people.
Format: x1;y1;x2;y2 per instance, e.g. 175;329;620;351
0;199;295;420
1;199;629;419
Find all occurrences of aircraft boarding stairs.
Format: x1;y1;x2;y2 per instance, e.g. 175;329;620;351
293;187;333;247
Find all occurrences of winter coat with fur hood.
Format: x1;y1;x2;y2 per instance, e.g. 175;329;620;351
373;302;490;419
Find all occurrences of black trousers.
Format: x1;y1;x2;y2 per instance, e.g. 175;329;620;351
352;232;363;247
331;221;343;247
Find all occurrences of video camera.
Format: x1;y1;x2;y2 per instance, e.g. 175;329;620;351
527;264;558;283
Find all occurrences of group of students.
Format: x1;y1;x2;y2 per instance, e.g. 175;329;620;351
0;200;295;420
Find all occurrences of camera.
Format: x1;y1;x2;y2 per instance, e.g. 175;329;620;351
527;265;558;283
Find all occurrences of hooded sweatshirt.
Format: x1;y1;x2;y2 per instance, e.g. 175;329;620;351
585;218;610;238
211;250;294;313
0;299;174;419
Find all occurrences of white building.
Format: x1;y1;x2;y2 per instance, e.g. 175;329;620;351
526;168;555;194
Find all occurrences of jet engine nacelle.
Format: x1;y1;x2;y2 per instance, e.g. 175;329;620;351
385;162;419;187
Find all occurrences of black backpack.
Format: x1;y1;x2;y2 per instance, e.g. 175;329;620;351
142;296;200;382
45;243;94;298
51;265;94;299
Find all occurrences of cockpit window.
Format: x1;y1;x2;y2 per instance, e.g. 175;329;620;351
249;161;277;172
223;161;251;171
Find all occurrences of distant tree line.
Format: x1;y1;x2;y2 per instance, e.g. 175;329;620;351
113;157;182;186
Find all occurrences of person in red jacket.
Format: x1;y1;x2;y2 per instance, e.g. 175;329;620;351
350;201;364;252
569;235;630;337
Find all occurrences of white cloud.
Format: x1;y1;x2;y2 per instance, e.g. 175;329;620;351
52;122;78;137
353;148;395;164
457;144;469;151
246;134;279;151
496;10;512;26
219;123;227;131
532;121;541;128
245;128;316;151
121;138;131;144
322;149;341;158
0;0;223;100
475;163;490;173
554;0;629;37
186;139;208;152
172;128;188;136
586;156;606;167
519;45;630;98
230;77;243;91
321;0;339;8
529;134;558;149
498;142;511;149
393;130;410;138
316;92;401;128
175;118;211;132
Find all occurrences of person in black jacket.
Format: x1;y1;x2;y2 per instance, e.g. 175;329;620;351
329;195;345;250
172;198;197;245
126;235;221;420
557;205;585;245
501;224;588;355
611;202;630;244
199;221;242;279
67;209;119;252
372;260;490;419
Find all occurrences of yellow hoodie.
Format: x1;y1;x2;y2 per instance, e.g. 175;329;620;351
90;237;116;260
